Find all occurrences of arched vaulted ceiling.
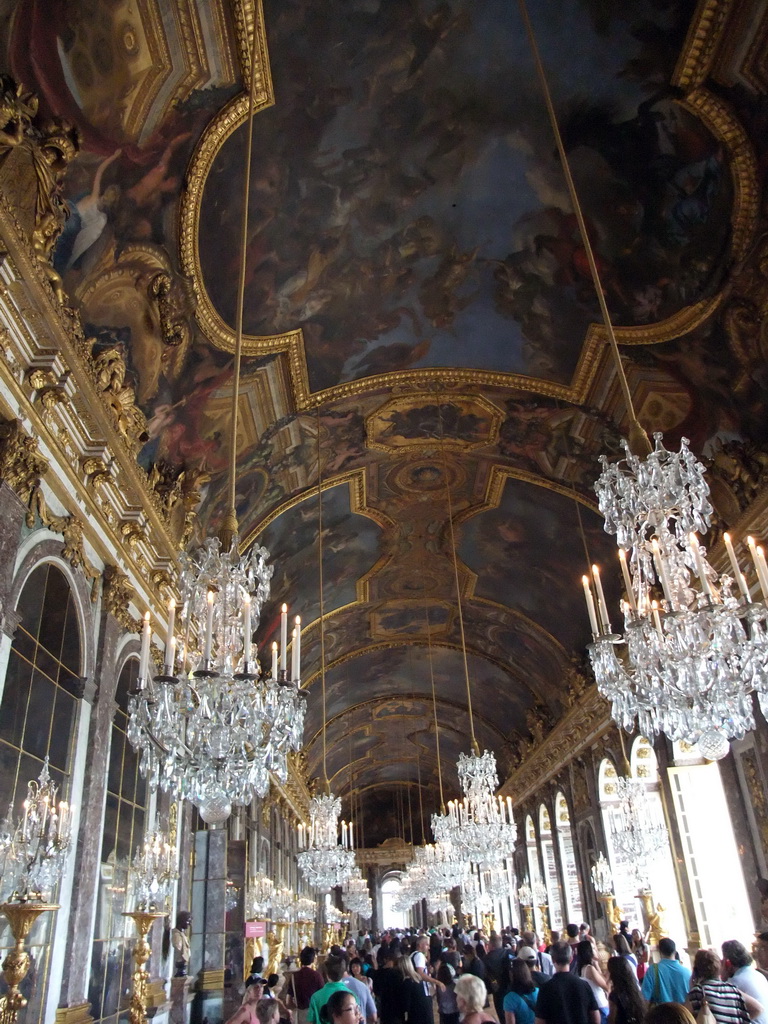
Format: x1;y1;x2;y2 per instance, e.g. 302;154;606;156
6;0;768;845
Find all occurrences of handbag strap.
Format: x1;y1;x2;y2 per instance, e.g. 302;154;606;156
652;964;661;1005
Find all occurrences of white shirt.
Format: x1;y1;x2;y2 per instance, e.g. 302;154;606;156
733;967;768;1024
412;950;430;996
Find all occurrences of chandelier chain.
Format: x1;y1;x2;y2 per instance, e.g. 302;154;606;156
316;408;329;787
515;0;648;453
438;397;477;752
227;16;260;532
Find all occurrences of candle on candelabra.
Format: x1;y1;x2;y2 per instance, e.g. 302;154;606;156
204;591;215;662
139;611;151;682
618;549;638;612
582;575;599;635
592;565;611;632
280;604;288;672
294;616;301;680
724;533;750;598
748;537;768;600
348;822;354;849
164;599;176;674
271;641;278;680
290;628;297;682
243;593;252;665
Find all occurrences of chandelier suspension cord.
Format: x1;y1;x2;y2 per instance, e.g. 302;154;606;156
425;592;446;812
417;752;426;845
515;0;650;457
222;21;260;548
437;398;477;753
315;410;330;788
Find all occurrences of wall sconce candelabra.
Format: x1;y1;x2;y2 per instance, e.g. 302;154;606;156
591;853;621;932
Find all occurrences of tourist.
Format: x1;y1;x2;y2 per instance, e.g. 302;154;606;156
721;941;768;1024
288;948;324;1024
503;957;540;1024
606;957;645;1024
396;954;443;1024
320;991;363;1024
686;948;758;1024
308;958;362;1024
575;940;609;1021
436;963;459;1024
455;975;495;1024
533;941;600;1024
642;940;691;1005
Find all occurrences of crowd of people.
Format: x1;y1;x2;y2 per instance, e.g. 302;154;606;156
226;924;768;1024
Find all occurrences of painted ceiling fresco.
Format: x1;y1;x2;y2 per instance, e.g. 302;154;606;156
3;0;768;843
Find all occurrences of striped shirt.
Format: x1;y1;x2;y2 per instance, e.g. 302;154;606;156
688;980;751;1024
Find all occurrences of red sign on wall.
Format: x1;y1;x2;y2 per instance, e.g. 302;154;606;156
246;921;267;938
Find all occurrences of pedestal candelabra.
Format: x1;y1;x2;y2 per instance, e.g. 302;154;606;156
0;902;58;1024
123;910;165;1024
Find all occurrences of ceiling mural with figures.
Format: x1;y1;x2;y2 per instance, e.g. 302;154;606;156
3;0;768;842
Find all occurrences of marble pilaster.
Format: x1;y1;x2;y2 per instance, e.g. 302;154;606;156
57;610;127;1015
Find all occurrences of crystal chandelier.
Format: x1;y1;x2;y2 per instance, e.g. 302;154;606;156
249;872;275;918
297;794;355;891
532;879;548;905
607;774;668;888
125;47;306;822
295;895;316;922
432;749;516;865
271;885;295;923
342;867;372;918
514;0;767;761
0;758;72;903
584;434;766;759
130;829;177;912
127;557;306;823
517;881;533;908
426;892;453;916
481;862;512;902
417;841;468;892
590;853;613;896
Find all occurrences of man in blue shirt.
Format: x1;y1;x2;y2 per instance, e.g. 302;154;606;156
641;938;691;1004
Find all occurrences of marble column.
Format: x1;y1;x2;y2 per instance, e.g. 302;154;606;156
55;610;126;1024
190;829;228;1024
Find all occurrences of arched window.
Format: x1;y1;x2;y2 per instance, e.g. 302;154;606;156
380;874;407;930
525;814;545;934
539;804;563;930
0;563;83;1023
89;657;147;1024
599;747;685;939
554;792;583;923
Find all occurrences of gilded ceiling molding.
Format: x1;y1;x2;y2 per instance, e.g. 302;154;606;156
673;0;734;90
179;3;746;415
355;842;413;866
677;89;759;262
499;685;611;806
0;205;181;617
245;467;396;542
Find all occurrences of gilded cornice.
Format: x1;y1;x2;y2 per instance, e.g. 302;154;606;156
678;88;759;262
355;842;413;867
499;685;611;805
673;0;734;90
0;204;180;617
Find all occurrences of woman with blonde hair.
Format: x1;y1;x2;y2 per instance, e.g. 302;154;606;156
395;954;443;1024
645;1005;697;1024
454;975;494;1024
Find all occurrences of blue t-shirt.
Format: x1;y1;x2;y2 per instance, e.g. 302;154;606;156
503;989;538;1024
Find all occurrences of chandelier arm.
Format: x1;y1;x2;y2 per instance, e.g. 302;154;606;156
437;397;477;753
515;0;649;457
222;18;260;545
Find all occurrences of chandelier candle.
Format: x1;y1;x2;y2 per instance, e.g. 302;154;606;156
592;565;611;632
139;611;151;686
582;575;599;634
243;593;252;664
724;534;751;599
280;603;288;672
